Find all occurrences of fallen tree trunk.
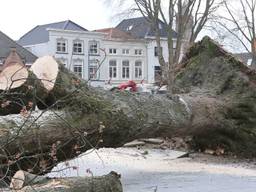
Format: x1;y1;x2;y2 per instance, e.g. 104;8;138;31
9;170;122;192
0;36;256;181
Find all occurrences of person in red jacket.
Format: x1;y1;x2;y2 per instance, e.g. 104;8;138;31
118;80;137;92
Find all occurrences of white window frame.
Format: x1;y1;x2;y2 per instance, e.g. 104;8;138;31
72;59;83;78
122;60;130;79
89;40;99;55
89;59;99;80
135;49;143;55
109;60;117;79
109;48;117;55
122;49;130;55
73;40;84;54
247;59;252;66
56;38;68;53
135;60;143;79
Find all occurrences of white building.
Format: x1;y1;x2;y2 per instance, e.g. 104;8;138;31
115;17;177;83
18;19;179;86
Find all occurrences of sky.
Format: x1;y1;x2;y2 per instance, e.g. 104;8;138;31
0;0;118;40
0;0;247;53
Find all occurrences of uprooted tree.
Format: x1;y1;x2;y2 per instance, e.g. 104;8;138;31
0;36;256;190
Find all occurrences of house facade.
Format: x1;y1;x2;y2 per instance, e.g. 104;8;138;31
18;18;180;86
115;17;177;83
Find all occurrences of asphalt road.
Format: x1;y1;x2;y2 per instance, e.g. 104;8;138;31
49;148;256;192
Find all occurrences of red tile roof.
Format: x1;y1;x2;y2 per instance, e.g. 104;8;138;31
95;28;135;40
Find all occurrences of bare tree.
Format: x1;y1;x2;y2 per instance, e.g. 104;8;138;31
215;0;256;68
108;0;223;93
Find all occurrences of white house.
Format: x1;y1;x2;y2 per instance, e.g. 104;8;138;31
115;17;177;83
18;19;181;86
18;20;150;86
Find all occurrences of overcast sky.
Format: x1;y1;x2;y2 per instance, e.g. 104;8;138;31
0;0;118;40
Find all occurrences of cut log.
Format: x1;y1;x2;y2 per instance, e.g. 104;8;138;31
9;171;122;192
10;170;49;190
0;36;256;180
30;56;59;91
0;56;83;114
0;63;48;116
0;63;28;90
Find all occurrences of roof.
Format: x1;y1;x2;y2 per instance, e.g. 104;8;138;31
95;28;135;40
115;17;177;39
234;52;252;64
18;20;88;46
0;31;37;64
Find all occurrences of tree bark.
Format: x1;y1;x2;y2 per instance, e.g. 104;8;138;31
8;171;122;192
0;36;256;182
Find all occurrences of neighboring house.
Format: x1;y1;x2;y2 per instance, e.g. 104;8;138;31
18;20;106;82
18;18;186;86
18;20;149;86
234;52;253;66
0;31;37;71
95;28;147;85
115;17;178;83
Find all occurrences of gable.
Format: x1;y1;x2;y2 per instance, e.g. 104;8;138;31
0;31;37;64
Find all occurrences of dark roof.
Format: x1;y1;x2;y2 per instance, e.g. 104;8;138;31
234;52;252;64
115;17;177;39
18;20;88;46
95;28;135;40
0;31;37;64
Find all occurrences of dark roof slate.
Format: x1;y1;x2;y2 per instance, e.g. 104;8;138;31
18;20;88;46
115;17;177;39
0;31;37;64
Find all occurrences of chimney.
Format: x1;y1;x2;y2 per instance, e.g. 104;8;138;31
3;48;24;68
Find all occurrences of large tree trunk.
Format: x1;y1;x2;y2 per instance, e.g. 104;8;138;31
0;36;256;183
8;170;122;192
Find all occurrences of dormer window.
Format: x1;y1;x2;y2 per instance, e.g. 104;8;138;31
127;25;133;31
73;40;84;54
56;38;67;53
158;23;163;29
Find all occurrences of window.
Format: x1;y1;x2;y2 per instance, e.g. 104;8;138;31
56;39;67;53
135;61;143;79
109;60;117;79
89;59;98;80
159;23;163;29
127;25;133;31
122;49;130;55
135;49;143;55
73;40;84;54
247;59;252;66
89;40;99;55
154;47;163;57
122;60;130;79
109;48;117;55
73;59;83;78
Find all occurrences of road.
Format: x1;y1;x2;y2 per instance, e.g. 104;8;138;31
49;148;256;192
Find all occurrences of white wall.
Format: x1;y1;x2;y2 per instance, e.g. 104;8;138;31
23;29;174;86
146;39;169;83
24;43;49;57
101;40;147;84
